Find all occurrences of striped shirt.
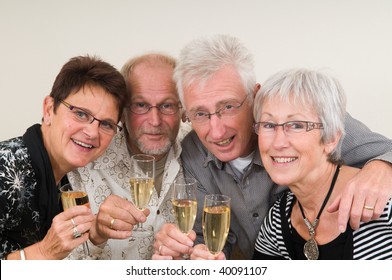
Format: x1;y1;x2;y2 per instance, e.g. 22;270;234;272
254;191;392;259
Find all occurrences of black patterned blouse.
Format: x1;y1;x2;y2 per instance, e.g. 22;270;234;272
0;136;42;258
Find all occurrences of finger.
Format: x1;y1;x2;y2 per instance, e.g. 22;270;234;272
362;199;378;223
191;247;215;260
335;186;355;232
165;226;194;247
152;253;173;260
326;196;340;214
157;243;182;258
373;196;388;219
96;219;132;240
100;199;146;226
61;205;92;220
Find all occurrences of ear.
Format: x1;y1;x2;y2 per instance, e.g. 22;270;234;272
253;83;261;98
324;131;342;155
181;111;189;122
42;96;55;125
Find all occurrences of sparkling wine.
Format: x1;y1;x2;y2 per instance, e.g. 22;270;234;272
61;191;90;209
202;205;230;255
172;199;197;234
130;177;154;210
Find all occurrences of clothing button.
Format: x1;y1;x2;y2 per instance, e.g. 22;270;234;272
157;210;160;215
252;212;259;218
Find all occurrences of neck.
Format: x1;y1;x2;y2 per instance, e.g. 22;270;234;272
293;163;337;217
297;164;340;223
41;124;67;185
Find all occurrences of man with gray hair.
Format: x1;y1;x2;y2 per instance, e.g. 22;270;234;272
153;34;392;260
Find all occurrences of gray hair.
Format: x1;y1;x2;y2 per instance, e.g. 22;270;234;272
253;68;346;162
174;34;256;109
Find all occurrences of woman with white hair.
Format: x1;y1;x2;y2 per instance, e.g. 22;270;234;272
252;68;392;259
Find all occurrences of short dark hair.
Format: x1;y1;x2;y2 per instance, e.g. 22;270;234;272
50;55;128;121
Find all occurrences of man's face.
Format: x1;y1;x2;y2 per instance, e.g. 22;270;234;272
124;62;181;161
184;65;256;162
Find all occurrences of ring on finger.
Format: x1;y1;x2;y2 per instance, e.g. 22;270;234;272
73;225;82;239
363;205;375;211
110;218;115;229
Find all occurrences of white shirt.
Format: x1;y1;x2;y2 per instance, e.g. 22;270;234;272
66;122;192;259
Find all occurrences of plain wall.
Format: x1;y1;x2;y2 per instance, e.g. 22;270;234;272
1;0;391;140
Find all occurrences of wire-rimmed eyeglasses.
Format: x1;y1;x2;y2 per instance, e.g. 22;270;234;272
187;95;249;124
253;121;323;136
60;100;122;135
128;102;182;115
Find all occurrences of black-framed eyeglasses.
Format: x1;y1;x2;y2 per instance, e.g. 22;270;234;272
188;95;249;124
128;102;182;115
60;100;122;135
253;121;323;136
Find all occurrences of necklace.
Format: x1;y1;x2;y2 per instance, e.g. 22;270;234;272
297;165;341;260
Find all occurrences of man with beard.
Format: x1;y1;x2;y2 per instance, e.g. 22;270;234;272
67;53;192;259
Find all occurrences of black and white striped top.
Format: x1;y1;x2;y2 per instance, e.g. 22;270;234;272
254;191;392;260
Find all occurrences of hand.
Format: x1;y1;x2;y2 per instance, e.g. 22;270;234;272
89;195;149;245
38;205;94;259
190;244;226;260
152;223;195;259
328;160;392;232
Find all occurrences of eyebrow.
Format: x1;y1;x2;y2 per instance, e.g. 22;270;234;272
189;98;240;113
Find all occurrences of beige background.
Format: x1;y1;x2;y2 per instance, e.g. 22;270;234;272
1;0;391;140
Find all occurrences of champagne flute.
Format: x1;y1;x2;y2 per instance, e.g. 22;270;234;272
60;183;92;259
172;177;198;259
130;154;155;237
202;194;231;256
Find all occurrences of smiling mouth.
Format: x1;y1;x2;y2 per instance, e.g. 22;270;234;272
72;139;94;149
272;157;297;163
216;136;234;146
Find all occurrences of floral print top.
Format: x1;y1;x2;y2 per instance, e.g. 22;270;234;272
0;136;42;259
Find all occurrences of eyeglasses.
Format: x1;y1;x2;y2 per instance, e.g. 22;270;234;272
188;95;248;124
60;100;122;135
128;102;182;115
253;121;323;136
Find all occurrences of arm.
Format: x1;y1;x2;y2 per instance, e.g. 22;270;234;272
328;113;392;231
3;206;94;260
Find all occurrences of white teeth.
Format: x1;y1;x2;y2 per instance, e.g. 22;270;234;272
217;137;232;145
73;139;93;149
273;157;297;163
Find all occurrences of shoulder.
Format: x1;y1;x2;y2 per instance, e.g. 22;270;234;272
0;136;31;169
182;130;204;151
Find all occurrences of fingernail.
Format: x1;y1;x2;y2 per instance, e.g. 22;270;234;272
339;225;345;233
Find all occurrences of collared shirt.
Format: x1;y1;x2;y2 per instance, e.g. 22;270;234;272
66;122;192;260
181;113;392;259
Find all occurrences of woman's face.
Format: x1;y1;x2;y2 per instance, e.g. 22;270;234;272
42;84;119;178
257;96;335;187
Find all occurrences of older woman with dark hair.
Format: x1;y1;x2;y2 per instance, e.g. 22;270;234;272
252;68;392;259
0;55;128;260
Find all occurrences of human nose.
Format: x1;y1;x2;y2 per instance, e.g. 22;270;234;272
148;106;162;126
207;113;226;139
83;119;100;137
271;124;289;148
